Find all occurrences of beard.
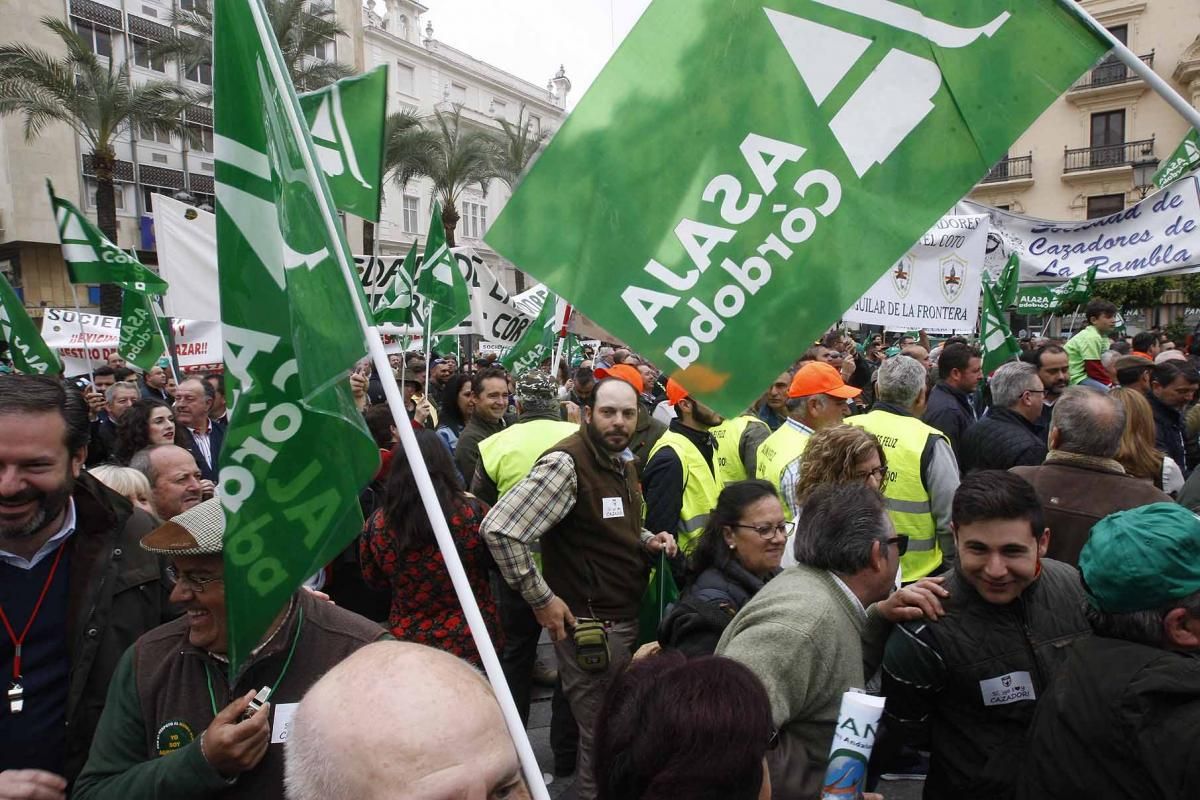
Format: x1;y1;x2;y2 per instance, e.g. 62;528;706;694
0;474;74;541
587;418;631;453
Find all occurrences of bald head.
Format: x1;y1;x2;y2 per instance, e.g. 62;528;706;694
285;642;528;800
1049;385;1126;458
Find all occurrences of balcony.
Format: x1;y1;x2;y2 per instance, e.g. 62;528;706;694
980;153;1033;185
1067;52;1155;106
1072;51;1155;91
1063;138;1155;175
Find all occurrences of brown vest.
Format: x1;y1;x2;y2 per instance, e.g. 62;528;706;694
543;430;648;620
133;590;385;798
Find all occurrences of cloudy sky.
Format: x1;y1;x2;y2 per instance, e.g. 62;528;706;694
387;1;653;108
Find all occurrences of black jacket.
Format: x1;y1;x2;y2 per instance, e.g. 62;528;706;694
86;412;118;467
1149;392;1188;474
959;408;1048;474
658;557;778;657
641;420;717;537
173;420;225;483
923;382;977;459
1017;636;1200;800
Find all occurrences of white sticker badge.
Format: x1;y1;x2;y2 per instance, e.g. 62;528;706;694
979;671;1035;707
270;702;300;744
602;497;624;519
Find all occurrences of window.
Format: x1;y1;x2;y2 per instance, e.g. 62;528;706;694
1090;110;1125;167
1087;194;1126;219
304;39;331;61
181;0;209;11
396;62;415;95
491;99;508;120
188;125;214;153
994;204;1010;211
191;192;214;209
143;185;175;213
131;37;165;72
460;201;488;239
140;123;172;144
1092;25;1129;85
402;195;419;233
395;14;408;39
86;179;126;211
186;61;213;86
73;21;112;58
450;82;467;104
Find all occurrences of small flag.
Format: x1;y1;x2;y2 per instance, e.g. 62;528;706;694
47;181;169;294
118;289;169;371
373;240;419;326
1152;128;1200;189
298;65;388;222
980;280;1020;374
501;292;557;372
416;202;470;333
0;272;62;374
1014;265;1098;315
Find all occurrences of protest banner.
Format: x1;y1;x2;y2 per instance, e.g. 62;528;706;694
842;214;987;333
154;193;220;321
39;309;221;375
485;0;1108;415
1013;266;1097;314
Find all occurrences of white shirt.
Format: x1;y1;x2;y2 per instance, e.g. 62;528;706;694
830;571;868;621
0;499;78;571
190;424;213;469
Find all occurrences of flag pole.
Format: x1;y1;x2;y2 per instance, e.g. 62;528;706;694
423;305;432;399
1059;1;1200;131
71;286;94;382
149;296;180;385
550;302;571;375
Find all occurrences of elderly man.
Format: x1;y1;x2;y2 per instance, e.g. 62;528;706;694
959;361;1048;474
1011;386;1169;565
173;378;225;482
285;641;529;800
73;499;386;800
129;445;206;521
849;356;960;581
1017;503;1200;799
715;483;947;800
87;380;140;467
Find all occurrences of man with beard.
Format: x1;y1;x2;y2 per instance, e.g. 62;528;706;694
481;378;677;800
0;375;168;797
1020;345;1069;438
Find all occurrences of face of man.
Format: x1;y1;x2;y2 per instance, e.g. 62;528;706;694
107;353;126;369
681;397;723;429
902;346;930;369
146;366;167;389
952;357;984;393
636;364;657;392
149;446;203;519
173;380;212;429
0;412;83;552
809;394;850;429
954;518;1048;605
574;376;595;402
766;372;790;412
1154;376;1200;411
168;553;227;653
1015;379;1046;423
205;377;226;416
475;378;509;424
93;373;116;393
1037;351;1070;399
585;380;639;453
106;385;138;420
434;362;453;383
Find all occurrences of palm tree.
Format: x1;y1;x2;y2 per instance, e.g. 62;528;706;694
0;17;199;313
152;0;353;91
383;109;438;189
492;104;550;190
425;105;499;247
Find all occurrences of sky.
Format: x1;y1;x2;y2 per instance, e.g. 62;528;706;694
382;1;653;109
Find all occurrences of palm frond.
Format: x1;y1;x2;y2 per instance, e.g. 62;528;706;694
383;110;438;188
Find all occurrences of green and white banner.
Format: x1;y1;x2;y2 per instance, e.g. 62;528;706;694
501;291;558;372
485;0;1107;414
1014;265;1097;315
1152;129;1199;190
0;273;61;375
373;241;420;326
214;0;379;672
980;279;1020;374
299;65;388;222
416;203;471;333
118;289;169;372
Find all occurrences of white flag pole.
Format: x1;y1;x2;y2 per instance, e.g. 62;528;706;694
244;0;549;792
550;302;571;375
1060;1;1200;131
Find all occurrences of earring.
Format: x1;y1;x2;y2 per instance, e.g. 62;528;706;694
729;544;736;550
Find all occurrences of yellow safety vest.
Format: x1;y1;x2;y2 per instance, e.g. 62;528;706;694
755;422;811;520
647;430;721;555
710;415;768;485
478;419;580;496
847;410;947;580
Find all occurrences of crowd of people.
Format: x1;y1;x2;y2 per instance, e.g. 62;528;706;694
1;315;1198;800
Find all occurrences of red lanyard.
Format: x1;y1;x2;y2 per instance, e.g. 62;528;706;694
0;541;68;680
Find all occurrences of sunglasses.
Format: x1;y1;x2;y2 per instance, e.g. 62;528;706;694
887;535;910;557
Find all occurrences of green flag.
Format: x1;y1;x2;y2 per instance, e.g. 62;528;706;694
118;289;169;371
416;203;470;333
484;0;1107;415
298;65;388;222
995;252;1020;310
430;334;457;357
0;273;61;374
501;293;557;372
47;182;169;294
1152;128;1200;189
215;0;380;672
373;241;419;326
1014;265;1098;314
980;280;1020;373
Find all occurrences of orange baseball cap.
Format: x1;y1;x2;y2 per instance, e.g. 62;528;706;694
665;378;690;406
594;364;645;394
788;362;861;399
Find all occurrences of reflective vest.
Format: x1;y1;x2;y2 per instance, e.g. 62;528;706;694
755;422;811;520
711;415;768;484
647;430;721;554
478;419;580;496
847;410;947;580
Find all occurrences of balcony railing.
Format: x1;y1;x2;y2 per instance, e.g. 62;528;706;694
1063;138;1155;173
1072;51;1155;90
981;153;1033;183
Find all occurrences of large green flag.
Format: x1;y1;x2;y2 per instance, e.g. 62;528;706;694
118;289;169;371
47;182;169;294
0;273;61;374
1015;265;1098;315
501;293;557;372
995;252;1020;310
1152;129;1200;190
373;240;419;326
980;280;1021;374
214;0;380;672
416;203;470;333
485;0;1107;414
298;65;388;222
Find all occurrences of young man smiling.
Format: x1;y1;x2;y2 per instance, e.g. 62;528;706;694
880;471;1091;800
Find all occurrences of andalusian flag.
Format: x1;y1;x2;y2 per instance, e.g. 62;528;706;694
1015;265;1098;315
980;280;1020;374
373;240;419;326
1152;129;1199;189
501;292;557;372
118;289;169;371
416;203;470;333
0;272;61;374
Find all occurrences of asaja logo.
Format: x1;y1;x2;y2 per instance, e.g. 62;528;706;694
156;719;196;757
939;253;967;303
891;253;914;299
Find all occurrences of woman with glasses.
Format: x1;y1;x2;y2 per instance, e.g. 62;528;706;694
657;480;787;657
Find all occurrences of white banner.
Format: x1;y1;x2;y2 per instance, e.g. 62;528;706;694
842;215;988;333
153;194;221;321
958;174;1200;284
40;309;222;376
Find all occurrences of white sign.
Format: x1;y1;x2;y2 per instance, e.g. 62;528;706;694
40;309;222;376
154;194;220;321
979;671;1036;707
270;702;299;745
842;215;988;333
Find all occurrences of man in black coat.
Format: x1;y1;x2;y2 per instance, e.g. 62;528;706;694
960;361;1048;474
923;342;982;462
1148;360;1199;475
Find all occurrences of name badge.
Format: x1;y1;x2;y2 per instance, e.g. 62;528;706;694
979;671;1035;707
602;497;624;518
270;702;299;744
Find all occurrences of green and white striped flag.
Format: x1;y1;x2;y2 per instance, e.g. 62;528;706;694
980;280;1020;374
416;202;471;333
501;293;557;372
1152;129;1199;189
118;289;169;372
0;272;61;374
374;240;419;326
215;0;380;672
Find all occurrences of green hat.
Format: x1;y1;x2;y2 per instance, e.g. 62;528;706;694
884;346;901;358
1080;503;1200;613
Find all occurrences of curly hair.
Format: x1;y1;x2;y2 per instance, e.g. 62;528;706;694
794;424;887;508
113;399;172;464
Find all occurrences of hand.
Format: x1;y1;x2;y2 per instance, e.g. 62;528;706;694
413;397;433;425
84;386;104;419
0;770;67;800
199;479;216;500
200;691;272;779
644;531;678;558
563;400;580;424
862;793;884;800
840;356;856;380
303;586;334;604
877;577;949;623
533;596;576;642
349;372;368;410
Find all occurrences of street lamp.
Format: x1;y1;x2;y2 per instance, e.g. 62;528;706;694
1132;144;1160;199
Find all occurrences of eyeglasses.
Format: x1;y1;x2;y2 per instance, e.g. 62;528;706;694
855;466;888;483
1023;388;1047;396
886;535;910;557
732;521;793;539
166;565;224;594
